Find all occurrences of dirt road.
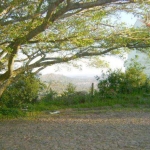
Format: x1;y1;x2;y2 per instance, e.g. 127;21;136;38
0;109;150;150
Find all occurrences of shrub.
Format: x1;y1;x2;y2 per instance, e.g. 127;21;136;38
42;88;58;102
96;62;150;97
96;69;125;97
1;73;44;108
62;83;76;96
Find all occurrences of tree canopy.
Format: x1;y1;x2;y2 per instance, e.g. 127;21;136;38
0;0;150;97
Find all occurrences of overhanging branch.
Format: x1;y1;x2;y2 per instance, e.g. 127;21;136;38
68;0;131;11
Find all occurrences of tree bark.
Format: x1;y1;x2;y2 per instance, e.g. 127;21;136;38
0;78;14;98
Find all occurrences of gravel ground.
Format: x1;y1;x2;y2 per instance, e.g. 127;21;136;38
0;109;150;150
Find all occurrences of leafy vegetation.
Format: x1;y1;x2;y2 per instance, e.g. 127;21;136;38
0;107;26;119
0;73;44;108
96;62;150;97
0;0;150;98
1;65;150;119
62;83;76;96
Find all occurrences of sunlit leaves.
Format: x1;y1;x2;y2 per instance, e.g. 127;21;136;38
88;56;109;68
0;0;150;87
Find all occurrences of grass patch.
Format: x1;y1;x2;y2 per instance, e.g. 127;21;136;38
0;93;150;119
0;107;26;119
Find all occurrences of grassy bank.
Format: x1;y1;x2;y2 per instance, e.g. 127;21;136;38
0;93;150;119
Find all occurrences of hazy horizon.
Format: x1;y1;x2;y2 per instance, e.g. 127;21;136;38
41;55;126;78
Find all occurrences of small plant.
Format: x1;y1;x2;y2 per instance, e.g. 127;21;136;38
42;88;58;102
62;83;76;96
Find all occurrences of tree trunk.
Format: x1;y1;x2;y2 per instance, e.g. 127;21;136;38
0;86;6;98
0;78;14;98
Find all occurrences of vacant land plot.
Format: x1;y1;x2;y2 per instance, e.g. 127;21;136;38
0;109;150;150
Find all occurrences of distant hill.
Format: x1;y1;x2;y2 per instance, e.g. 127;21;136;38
40;73;98;94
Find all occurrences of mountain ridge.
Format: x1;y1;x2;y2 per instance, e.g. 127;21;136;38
40;73;98;93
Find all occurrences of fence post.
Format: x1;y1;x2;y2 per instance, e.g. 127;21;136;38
91;83;94;96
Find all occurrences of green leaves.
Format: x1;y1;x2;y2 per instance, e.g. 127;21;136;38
0;0;150;99
71;38;94;47
88;56;109;68
97;61;149;96
1;73;44;108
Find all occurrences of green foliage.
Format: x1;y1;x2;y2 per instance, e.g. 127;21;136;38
42;88;58;102
1;73;44;108
0;0;150;99
62;83;76;96
0;107;26;119
62;91;90;106
96;62;150;98
125;61;147;88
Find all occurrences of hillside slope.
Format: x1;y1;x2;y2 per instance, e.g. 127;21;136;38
40;74;98;93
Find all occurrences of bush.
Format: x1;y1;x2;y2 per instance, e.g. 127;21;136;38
42;88;58;102
62;91;89;105
62;83;76;96
96;62;150;97
1;73;44;108
96;69;124;96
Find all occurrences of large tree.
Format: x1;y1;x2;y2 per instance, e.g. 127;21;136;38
0;0;150;97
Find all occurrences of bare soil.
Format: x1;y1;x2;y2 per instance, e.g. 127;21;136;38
0;108;150;150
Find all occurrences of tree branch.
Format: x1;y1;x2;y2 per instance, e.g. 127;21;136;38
25;0;65;41
68;0;130;11
0;5;12;17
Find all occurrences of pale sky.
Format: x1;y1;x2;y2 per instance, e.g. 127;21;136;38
41;12;137;77
41;56;125;77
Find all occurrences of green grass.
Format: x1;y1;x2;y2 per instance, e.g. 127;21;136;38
26;93;150;111
0;93;150;119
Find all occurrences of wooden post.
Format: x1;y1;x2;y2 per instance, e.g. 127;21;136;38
91;83;94;96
